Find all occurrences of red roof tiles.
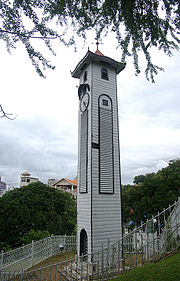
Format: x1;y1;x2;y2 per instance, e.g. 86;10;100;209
64;178;77;186
95;49;104;56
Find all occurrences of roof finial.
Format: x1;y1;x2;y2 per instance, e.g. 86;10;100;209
96;39;99;50
93;35;104;56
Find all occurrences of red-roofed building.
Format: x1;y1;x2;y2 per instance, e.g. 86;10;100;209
52;177;77;198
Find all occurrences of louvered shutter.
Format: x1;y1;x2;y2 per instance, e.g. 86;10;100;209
99;96;114;193
80;110;88;193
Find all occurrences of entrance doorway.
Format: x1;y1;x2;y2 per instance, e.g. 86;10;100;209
80;229;88;257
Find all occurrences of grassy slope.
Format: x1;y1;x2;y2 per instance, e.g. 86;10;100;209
111;250;180;281
29;252;76;271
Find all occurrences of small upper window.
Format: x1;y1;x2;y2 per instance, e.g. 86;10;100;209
84;71;87;82
103;99;108;106
101;68;109;80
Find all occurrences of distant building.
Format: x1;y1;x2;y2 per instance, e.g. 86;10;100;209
0;177;6;197
52;177;77;198
48;178;56;187
20;171;39;187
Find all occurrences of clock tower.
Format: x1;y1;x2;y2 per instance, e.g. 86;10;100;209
72;47;125;259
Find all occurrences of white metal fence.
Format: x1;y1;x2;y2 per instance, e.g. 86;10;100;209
123;197;180;260
0;197;179;281
0;235;76;273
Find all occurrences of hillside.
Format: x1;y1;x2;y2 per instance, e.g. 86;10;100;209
111;249;180;281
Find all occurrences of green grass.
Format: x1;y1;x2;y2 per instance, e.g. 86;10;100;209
29;251;76;271
111;250;180;281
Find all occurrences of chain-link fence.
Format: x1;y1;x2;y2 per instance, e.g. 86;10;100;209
0;235;76;273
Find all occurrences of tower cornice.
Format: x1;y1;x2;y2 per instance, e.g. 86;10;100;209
71;50;126;79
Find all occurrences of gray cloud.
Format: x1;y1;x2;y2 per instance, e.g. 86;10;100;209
118;53;180;184
0;43;179;188
0;117;77;187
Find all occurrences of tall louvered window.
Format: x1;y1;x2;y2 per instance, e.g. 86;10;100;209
80;110;88;193
84;71;87;82
99;95;114;193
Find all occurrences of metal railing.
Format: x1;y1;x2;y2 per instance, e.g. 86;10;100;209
0;235;76;273
0;197;179;281
123;197;180;264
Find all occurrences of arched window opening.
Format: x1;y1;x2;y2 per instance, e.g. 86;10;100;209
101;68;109;80
80;229;88;259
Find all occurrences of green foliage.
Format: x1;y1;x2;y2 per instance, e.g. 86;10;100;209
0;1;179;80
0;241;12;252
133;173;155;184
121;184;134;192
133;175;146;184
20;229;50;245
72;224;77;236
122;159;180;225
111;250;180;281
0;182;76;249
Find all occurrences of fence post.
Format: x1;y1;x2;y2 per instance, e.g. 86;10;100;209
163;208;167;251
107;238;110;267
117;240;120;274
146;219;149;260
101;243;104;281
157;211;160;255
140;222;144;265
135;227;138;267
0;250;4;272
152;216;155;257
51;234;53;257
107;238;110;278
21;267;24;281
175;198;180;239
64;234;66;253
31;240;34;268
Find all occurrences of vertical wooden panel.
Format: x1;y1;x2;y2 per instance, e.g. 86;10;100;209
80;110;88;193
99;95;114;193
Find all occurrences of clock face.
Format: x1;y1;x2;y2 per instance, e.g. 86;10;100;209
80;93;90;112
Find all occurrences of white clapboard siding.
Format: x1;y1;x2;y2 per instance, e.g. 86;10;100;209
75;53;123;258
77;63;92;256
79;110;88;193
91;61;122;253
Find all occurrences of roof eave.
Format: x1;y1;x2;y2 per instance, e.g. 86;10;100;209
71;51;126;78
71;51;90;79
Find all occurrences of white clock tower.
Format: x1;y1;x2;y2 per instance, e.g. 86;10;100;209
72;47;125;259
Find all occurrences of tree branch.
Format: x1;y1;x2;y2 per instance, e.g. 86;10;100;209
0;29;60;40
0;104;17;120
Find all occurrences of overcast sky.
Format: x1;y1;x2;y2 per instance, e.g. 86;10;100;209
0;34;180;187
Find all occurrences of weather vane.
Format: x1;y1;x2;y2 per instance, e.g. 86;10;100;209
93;36;103;50
96;39;99;50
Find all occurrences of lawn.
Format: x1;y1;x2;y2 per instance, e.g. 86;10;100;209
29;251;76;271
111;250;180;281
8;252;77;281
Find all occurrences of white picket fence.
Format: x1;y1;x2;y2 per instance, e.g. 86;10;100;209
0;197;179;280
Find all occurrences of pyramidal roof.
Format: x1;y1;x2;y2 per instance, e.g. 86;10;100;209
94;48;104;56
